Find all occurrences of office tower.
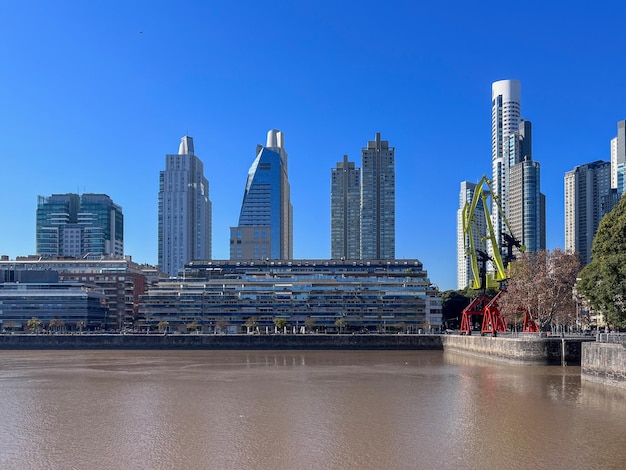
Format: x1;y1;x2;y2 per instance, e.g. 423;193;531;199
564;161;616;265
491;80;522;245
360;132;395;259
158;136;212;277
457;182;488;289
509;157;546;252
331;155;361;259
36;193;123;258
610;120;626;193
230;129;293;260
491;80;545;252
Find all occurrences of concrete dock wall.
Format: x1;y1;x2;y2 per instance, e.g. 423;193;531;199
582;342;626;389
441;334;588;365
0;334;588;365
0;333;444;351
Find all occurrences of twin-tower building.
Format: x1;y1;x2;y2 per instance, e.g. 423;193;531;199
158;130;396;277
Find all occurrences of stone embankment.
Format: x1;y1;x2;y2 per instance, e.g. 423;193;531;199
0;333;592;365
0;333;444;351
582;341;626;390
441;334;592;366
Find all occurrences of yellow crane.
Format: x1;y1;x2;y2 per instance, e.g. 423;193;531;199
460;175;533;335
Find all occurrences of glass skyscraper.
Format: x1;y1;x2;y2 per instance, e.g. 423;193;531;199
36;193;123;258
360;132;395;259
230;130;293;260
158;136;212;277
331;155;361;259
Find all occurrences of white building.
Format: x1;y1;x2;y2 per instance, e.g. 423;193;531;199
158;136;212;277
491;80;522;246
610;120;626;193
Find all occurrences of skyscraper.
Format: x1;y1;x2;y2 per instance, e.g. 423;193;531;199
360;132;395;259
509;157;545;252
331;155;361;259
564;160;615;265
491;80;545;252
158;136;212;277
610;120;626;193
491;80;522;245
230;129;293;260
36;193;123;258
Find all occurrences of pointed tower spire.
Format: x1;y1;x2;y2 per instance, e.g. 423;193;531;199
178;136;194;155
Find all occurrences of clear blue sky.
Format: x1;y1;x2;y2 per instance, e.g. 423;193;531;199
1;1;625;290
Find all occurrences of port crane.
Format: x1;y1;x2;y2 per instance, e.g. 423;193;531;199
460;176;539;335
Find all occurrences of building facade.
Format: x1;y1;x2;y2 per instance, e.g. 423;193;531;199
0;270;106;331
230;130;293;260
36;193;123;258
361;133;395;259
610;120;626;193
564;161;616;266
509;157;546;253
158;136;212;277
490;80;545;252
0;256;158;330
491;80;522;245
139;259;441;333
331;155;361;259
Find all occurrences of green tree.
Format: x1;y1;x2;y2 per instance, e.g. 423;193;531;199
335;317;347;333
273;317;288;332
441;289;473;328
577;196;626;328
27;317;42;333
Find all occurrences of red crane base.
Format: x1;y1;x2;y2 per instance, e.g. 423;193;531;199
460;293;507;336
523;313;540;332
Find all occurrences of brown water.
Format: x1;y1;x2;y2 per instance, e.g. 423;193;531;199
0;350;624;470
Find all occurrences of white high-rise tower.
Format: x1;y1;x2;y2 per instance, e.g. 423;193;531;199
491;79;522;246
158;136;212;277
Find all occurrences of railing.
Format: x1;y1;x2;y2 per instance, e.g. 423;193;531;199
596;333;626;345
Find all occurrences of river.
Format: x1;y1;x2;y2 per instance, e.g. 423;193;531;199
0;350;624;470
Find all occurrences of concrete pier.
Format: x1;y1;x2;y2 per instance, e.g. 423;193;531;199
441;334;593;366
582;341;626;389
